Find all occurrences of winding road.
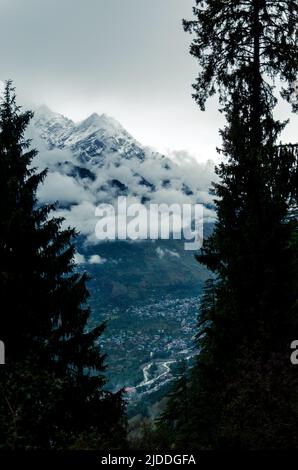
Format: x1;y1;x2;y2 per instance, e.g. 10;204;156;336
136;359;176;389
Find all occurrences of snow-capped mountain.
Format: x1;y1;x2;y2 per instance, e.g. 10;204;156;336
29;105;216;244
34;105;149;166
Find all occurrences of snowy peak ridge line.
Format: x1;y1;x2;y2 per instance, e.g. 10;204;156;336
78;112;130;135
33;105;147;164
31;104;217;243
35;106;135;144
34;105;75;149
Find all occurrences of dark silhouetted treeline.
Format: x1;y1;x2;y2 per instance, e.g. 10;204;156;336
149;0;298;450
0;81;127;449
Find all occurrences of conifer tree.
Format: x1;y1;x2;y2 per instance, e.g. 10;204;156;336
159;0;298;449
0;81;126;449
157;359;190;447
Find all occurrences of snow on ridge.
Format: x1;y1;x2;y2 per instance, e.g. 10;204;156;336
30;105;217;244
33;105;141;165
34;106;133;147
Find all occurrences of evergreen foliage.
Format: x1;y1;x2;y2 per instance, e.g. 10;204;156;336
157;0;298;449
0;81;126;449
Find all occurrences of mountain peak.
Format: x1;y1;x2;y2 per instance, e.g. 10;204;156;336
79;112;128;137
35;104;56;117
35;105;73;125
86;112;101;121
32;105;143;163
83;112;117;125
99;113;122;128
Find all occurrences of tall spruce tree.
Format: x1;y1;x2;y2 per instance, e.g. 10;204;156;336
0;81;126;449
158;0;298;449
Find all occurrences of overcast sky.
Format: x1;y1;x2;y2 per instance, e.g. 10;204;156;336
0;0;296;161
